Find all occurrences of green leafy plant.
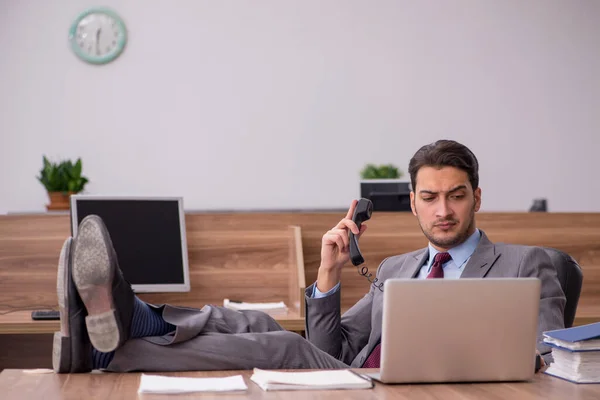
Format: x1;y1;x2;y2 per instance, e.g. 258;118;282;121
360;163;403;179
37;156;89;193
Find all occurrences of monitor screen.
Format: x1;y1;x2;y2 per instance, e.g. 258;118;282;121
360;180;412;212
69;195;190;293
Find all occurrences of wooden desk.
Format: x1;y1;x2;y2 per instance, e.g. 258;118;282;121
1;369;598;400
572;304;600;327
294;212;600;314
0;215;307;319
0;215;308;369
3;212;600;371
0;310;305;370
0;310;305;334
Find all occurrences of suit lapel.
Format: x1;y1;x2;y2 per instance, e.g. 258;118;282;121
460;230;501;278
368;248;427;350
405;249;428;278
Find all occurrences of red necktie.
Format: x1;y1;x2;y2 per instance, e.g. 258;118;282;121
427;252;451;279
361;342;381;368
361;252;452;368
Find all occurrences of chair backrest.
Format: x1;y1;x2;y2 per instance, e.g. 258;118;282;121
543;248;583;328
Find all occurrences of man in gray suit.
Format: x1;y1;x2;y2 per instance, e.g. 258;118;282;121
53;139;564;373
306;140;564;370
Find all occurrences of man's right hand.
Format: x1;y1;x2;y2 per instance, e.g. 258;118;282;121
316;200;368;293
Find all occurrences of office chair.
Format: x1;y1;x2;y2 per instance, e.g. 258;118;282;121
543;248;583;328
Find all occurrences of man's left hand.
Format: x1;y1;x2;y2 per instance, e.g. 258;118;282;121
535;350;547;373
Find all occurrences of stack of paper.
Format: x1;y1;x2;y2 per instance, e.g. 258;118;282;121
223;299;288;314
137;374;248;394
543;322;600;383
249;368;373;391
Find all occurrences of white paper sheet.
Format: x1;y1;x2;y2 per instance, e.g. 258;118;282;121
223;299;288;312
250;368;373;391
138;374;248;394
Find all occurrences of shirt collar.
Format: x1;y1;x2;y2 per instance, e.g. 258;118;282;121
427;228;481;268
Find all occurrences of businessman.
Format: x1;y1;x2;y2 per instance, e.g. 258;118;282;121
53;139;565;373
306;140;564;370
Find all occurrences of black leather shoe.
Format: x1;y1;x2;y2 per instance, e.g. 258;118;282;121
72;215;135;353
52;237;92;373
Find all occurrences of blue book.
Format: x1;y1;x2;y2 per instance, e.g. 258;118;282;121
543;322;600;351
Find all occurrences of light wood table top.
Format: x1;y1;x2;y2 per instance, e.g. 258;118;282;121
0;309;305;334
1;368;599;400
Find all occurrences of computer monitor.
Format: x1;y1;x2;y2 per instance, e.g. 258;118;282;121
360;180;412;212
70;195;190;293
360;180;411;199
368;192;412;212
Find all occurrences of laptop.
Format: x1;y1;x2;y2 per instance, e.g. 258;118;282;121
366;278;540;383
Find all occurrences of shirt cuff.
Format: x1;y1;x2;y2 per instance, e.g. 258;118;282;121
311;281;341;298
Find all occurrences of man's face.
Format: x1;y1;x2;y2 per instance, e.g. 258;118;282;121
410;166;481;251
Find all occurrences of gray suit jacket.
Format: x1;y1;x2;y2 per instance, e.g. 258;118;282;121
304;231;566;368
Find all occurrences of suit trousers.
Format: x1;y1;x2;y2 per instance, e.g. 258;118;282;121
105;303;348;372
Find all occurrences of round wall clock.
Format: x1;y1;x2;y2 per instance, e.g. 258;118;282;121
68;8;127;64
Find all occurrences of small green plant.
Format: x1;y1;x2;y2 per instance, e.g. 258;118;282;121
360;163;403;179
37;156;89;193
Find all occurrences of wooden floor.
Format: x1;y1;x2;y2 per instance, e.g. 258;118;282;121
1;369;598;400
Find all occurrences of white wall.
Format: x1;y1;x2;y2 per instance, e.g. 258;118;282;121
1;0;599;213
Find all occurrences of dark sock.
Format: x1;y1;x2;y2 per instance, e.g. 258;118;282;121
92;296;175;369
130;296;175;338
92;349;115;369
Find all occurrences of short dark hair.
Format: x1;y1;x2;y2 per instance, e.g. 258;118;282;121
408;140;479;191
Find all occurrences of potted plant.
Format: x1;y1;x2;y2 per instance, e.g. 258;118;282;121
37;156;89;211
360;163;411;211
360;163;402;180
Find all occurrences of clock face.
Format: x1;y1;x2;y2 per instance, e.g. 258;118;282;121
69;8;127;64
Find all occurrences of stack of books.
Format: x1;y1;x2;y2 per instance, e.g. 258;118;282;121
543;322;600;383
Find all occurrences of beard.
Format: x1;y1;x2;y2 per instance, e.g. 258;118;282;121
416;205;476;249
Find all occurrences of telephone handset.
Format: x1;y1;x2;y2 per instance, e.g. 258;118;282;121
349;198;373;266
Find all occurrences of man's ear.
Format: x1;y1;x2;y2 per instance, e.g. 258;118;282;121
474;187;482;212
410;191;417;216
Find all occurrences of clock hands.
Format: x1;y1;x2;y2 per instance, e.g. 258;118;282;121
95;28;102;55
